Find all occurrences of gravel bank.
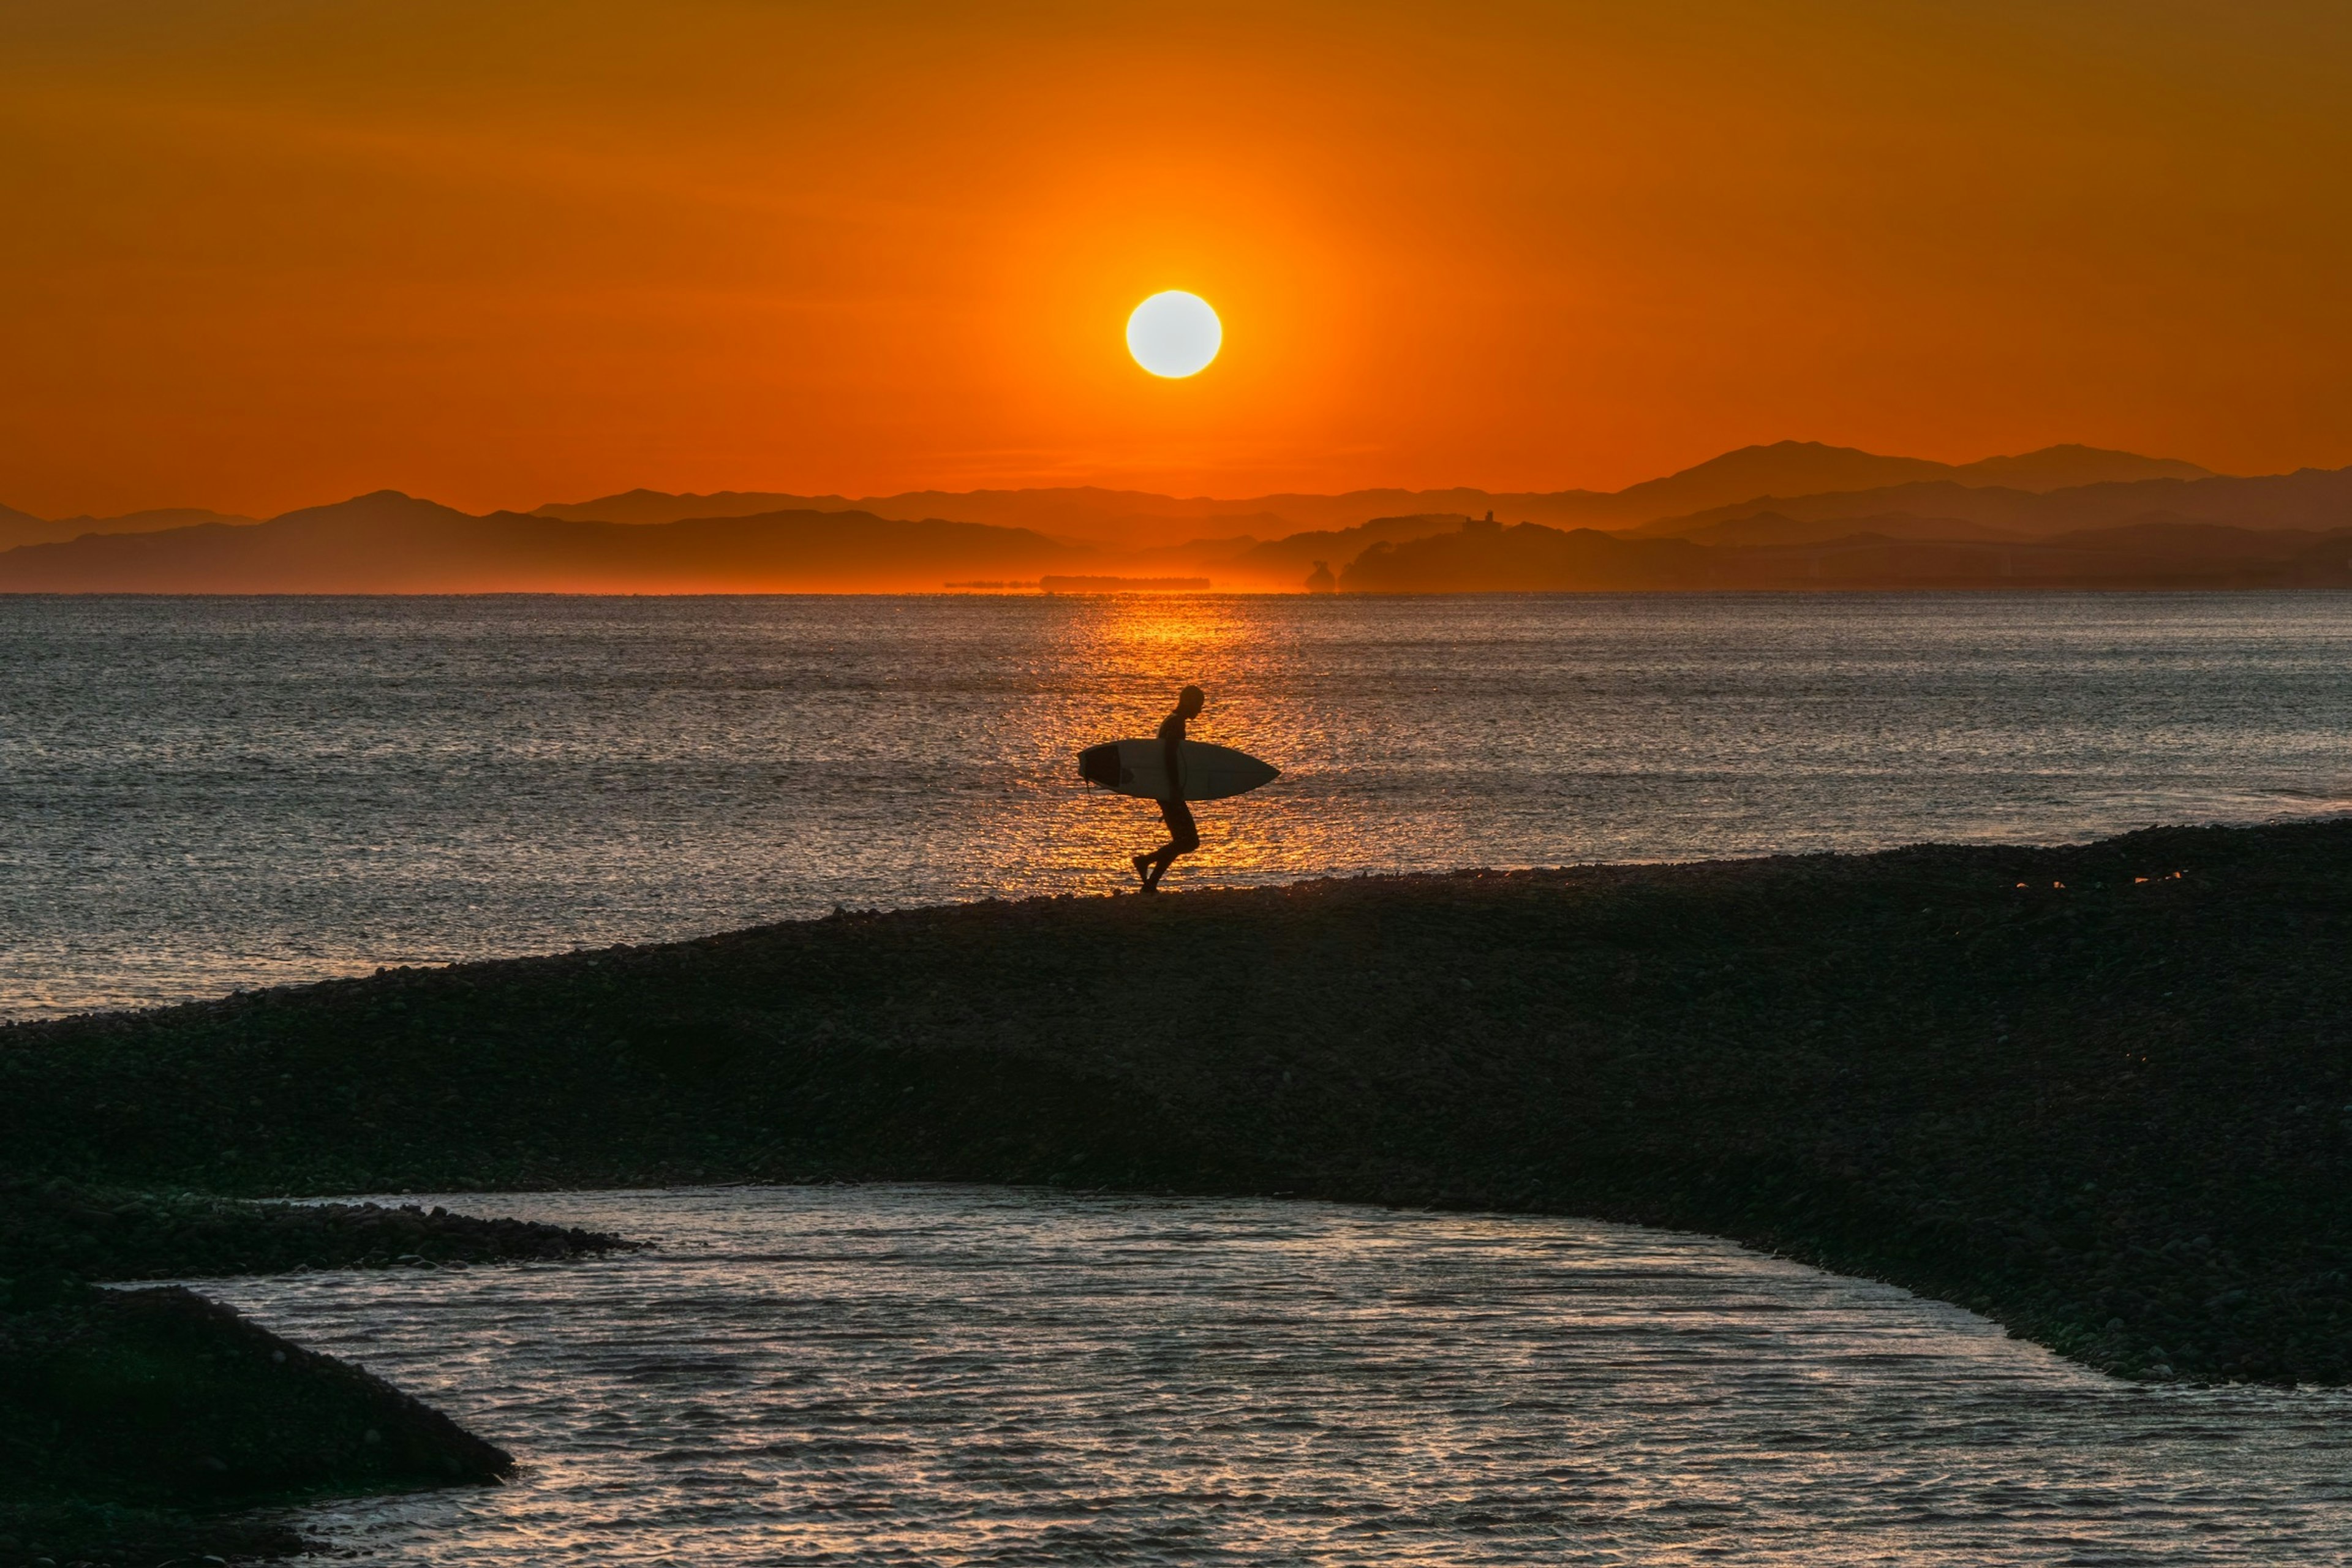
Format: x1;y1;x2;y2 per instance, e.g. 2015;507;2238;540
6;818;2349;1388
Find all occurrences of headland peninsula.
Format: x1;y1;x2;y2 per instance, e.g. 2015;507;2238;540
6;816;2351;1561
9;815;2351;1381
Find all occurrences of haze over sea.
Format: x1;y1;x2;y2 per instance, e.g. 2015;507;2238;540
6;590;2351;1021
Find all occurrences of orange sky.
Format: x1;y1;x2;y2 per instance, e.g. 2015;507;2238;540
4;1;2350;518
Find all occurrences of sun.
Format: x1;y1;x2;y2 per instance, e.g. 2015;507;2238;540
1126;291;1221;378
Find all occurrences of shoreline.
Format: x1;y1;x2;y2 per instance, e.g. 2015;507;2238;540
12;803;2352;1033
6;819;2351;1388
0;1187;628;1567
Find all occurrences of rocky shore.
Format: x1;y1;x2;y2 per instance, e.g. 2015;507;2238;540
5;819;2350;1401
0;1184;632;1567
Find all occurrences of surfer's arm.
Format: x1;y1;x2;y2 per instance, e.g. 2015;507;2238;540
1162;733;1185;802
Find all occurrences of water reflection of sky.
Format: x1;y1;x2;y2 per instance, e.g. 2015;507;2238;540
5;592;2351;1015
202;1185;2352;1567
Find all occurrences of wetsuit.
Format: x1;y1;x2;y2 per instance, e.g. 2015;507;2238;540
1158;706;1199;853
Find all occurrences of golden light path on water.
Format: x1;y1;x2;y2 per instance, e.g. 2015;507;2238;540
1045;592;1319;885
989;589;2352;900
7;592;2352;1017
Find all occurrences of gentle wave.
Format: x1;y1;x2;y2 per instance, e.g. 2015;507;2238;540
194;1185;2352;1565
6;591;2352;1017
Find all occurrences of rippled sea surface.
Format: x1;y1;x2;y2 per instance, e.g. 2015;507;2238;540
7;592;2352;1017
197;1186;2352;1566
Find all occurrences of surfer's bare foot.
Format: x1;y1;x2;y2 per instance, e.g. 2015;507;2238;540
1131;853;1153;888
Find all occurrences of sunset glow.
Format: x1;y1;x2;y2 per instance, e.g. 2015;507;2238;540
2;2;2349;518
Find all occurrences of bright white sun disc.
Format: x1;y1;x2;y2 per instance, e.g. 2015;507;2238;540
1126;291;1221;378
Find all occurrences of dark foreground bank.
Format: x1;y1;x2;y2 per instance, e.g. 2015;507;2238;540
0;1185;630;1567
6;820;2352;1392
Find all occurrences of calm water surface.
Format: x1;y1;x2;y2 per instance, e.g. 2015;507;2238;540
6;592;2351;1017
197;1185;2352;1566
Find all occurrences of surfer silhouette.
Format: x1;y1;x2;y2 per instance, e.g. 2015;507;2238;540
1133;684;1205;892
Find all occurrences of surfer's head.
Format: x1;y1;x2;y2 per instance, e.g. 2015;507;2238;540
1177;684;1205;716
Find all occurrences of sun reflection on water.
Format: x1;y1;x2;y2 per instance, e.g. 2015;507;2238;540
1025;593;1371;891
9;590;2352;1016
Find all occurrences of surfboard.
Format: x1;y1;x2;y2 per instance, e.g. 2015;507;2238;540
1077;739;1280;802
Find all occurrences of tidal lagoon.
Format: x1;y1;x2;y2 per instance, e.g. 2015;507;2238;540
204;1185;2352;1566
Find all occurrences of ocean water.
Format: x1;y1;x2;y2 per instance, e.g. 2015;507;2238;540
4;591;2351;1019
197;1185;2352;1566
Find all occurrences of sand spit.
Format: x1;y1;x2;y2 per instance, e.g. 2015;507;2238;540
5;821;2350;1400
0;1184;631;1566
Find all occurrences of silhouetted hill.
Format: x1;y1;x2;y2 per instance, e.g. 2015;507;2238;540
1602;442;1951;518
0;500;43;543
1952;443;2209;491
1629;465;2352;541
1608;442;2212;527
1340;515;2352;592
537;485;1550;548
534;443;2216;550
531;488;855;526
2040;518;2331;559
13;488;2341;595
0;505;258;551
1621;481;2059;538
1343;519;1708;591
0;491;1093;592
1670;511;2023;548
1207;514;1472;587
0;444;2248;594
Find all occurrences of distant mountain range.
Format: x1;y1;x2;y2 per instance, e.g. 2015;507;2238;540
8;442;2350;594
1341;512;2352;592
0;492;1087;594
527;443;2211;548
1620;465;2352;543
0;504;255;552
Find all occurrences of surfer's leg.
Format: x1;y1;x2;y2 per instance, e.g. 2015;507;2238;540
1146;801;1199;889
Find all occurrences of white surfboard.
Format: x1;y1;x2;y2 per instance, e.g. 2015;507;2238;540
1077;739;1280;802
